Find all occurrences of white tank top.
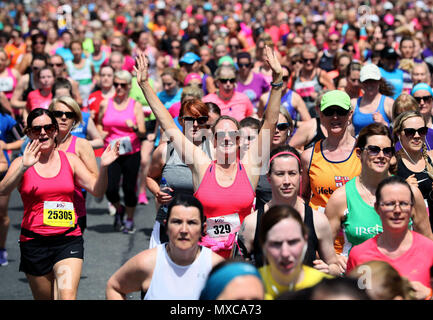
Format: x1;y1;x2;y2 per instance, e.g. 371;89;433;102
143;244;213;300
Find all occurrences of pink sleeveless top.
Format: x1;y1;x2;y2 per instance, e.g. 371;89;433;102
66;136;86;219
2;68;17;99
194;161;255;257
102;97;140;155
19;151;82;241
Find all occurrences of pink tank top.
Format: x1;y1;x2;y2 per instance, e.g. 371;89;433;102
19;151;82;241
102;97;140;155
1;68;17;99
194;161;255;257
66;136;86;219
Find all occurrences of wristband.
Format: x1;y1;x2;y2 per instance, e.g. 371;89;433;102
270;81;284;88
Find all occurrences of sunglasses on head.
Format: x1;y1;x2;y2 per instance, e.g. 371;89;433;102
362;145;394;158
219;78;236;84
414;95;432;104
276;123;290;131
403;126;428;138
214;130;239;140
182;116;209;125
53;110;75;119
322;107;350;117
28;124;56;136
114;81;128;88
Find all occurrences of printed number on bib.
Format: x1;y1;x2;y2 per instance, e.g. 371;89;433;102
43;201;75;227
206;213;240;240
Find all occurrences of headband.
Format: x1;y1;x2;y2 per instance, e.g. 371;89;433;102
269;151;301;165
199;262;262;300
411;83;433;97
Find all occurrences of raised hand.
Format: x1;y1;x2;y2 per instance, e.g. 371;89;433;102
263;45;283;82
100;141;120;167
22;140;41;170
134;53;149;88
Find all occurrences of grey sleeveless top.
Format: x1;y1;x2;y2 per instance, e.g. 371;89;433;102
155;139;212;222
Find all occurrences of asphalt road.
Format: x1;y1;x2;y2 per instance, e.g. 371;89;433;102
0;187;156;300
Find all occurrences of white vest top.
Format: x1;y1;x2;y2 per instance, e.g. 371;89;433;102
143;244;213;300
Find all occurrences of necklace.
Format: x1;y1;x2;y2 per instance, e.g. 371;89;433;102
358;176;376;206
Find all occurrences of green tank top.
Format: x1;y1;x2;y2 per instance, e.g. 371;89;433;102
342;177;383;256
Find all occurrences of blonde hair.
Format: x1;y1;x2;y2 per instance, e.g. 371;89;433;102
348;261;416;300
114;70;132;84
391;93;419;120
398;59;415;73
393;110;433;179
48;96;83;127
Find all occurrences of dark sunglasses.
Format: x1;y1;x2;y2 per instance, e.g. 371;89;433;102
114;81;128;88
414;95;433;104
328;39;340;43
53;111;75;119
28;124;56;136
362;145;394;158
403;126;428;138
292;59;303;64
282;76;289;82
214;130;239;140
238;63;252;68
322;107;350;117
276;123;290;131
302;58;315;63
218;78;236;84
49;63;63;67
182;116;209;125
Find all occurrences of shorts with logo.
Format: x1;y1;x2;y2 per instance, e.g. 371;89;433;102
19;235;84;276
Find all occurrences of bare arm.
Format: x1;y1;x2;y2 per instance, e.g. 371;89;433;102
84;117;104;149
291;91;311;123
411;185;433;240
300;146;313;202
238;211;258;254
106;249;156;300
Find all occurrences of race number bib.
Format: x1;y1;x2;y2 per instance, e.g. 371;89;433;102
206;213;241;240
43;201;75;227
110;136;132;155
0;77;13;92
294;80;316;98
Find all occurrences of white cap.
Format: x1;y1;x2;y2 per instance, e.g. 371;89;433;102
360;64;382;82
384;1;393;10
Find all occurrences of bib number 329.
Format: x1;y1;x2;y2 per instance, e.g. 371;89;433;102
43;201;75;227
207;213;240;240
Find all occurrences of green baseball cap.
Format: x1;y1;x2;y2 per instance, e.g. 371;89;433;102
320;90;351;111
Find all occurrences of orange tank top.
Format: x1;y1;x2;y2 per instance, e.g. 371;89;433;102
308;140;361;211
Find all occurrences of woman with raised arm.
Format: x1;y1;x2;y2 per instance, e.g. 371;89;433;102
0;108;119;300
135;46;283;258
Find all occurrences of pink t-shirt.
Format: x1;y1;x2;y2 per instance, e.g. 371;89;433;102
347;231;433;288
168;101;181;118
26;90;52;111
202;91;254;121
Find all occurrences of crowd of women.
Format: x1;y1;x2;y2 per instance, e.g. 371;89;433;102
1;0;433;301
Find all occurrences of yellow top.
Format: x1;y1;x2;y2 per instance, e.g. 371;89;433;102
259;264;332;300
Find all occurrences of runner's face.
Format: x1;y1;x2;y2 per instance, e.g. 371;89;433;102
162;75;178;96
53;102;75;134
39;69;55;89
413;89;433;117
166;205;203;251
398;116;426;153
100;67;114;88
359;135;392;174
269;156;300;200
264;218;306;278
213;119;239;160
29;114;57;150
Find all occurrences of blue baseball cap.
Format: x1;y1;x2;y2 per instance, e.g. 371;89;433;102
180;52;201;64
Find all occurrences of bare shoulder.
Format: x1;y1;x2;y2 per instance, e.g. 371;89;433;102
210;251;225;266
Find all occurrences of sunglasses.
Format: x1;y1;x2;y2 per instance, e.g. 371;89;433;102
182;116;209;125
282;76;289;82
414;95;433;104
302;58;315;63
28;124;56;136
53;111;75;119
114;81;128;88
362;145;394;158
403;126;428;138
292;59;303;64
49;63;63;67
276;123;290;131
322;107;350;117
238;63;252;68
329;39;340;43
214;130;239;140
218;78;236;84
